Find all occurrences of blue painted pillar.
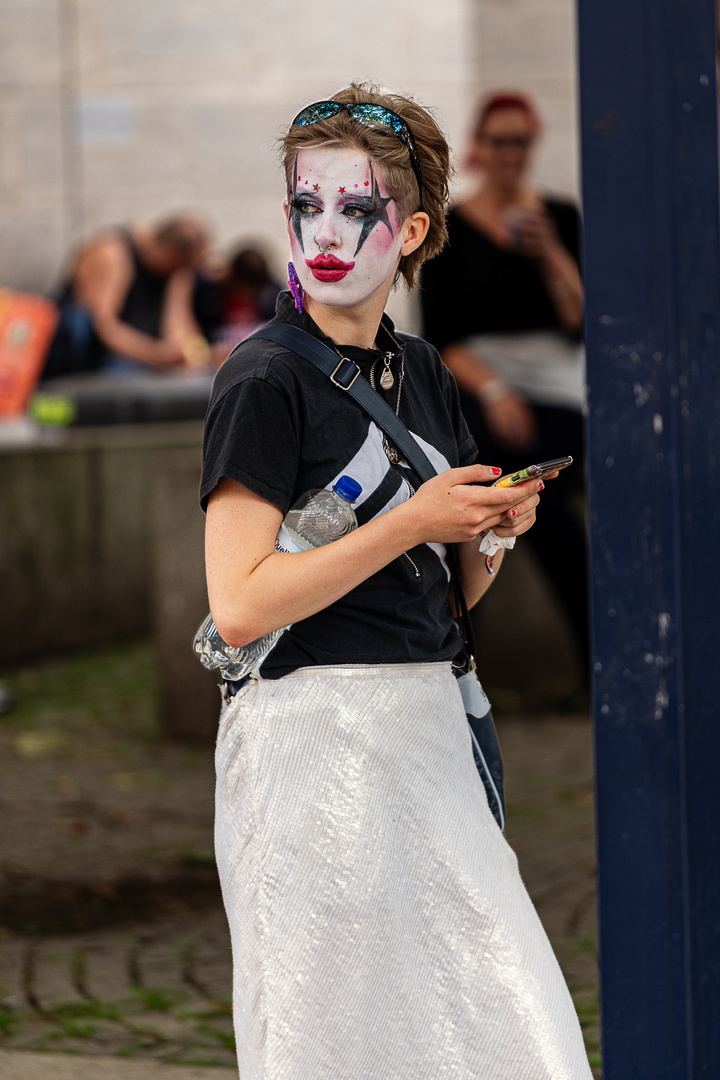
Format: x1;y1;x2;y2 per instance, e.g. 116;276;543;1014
576;0;720;1075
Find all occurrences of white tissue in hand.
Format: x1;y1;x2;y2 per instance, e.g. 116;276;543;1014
479;529;516;556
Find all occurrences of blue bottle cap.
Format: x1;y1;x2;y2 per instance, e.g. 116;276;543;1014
333;475;362;503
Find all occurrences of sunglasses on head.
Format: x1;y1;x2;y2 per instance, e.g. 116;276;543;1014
291;100;423;205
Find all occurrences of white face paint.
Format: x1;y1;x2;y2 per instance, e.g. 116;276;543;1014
286;146;405;308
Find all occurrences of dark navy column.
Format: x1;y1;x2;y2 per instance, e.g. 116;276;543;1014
576;0;720;1075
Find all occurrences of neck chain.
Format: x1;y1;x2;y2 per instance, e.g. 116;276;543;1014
329;325;405;465
379;353;395;389
369;352;405;464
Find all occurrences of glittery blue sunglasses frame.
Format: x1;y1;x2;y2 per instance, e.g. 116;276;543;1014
291;100;423;204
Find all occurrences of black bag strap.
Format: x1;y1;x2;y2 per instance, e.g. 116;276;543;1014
251;323;437;480
250;322;478;663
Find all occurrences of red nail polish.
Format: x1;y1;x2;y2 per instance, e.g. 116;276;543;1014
492;467;502;475
538;480;545;491
510;509;517;517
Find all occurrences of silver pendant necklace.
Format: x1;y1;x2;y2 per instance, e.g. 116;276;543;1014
370;354;405;464
379;353;394;390
329;325;404;464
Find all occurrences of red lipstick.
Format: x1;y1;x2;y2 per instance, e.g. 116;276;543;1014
305;254;355;282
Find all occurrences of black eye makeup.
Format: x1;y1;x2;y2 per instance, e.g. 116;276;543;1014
341;197;376;219
291;195;322;215
288;155;397;257
353;168;394;255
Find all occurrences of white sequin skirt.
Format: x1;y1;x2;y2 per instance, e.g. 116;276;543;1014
214;662;591;1080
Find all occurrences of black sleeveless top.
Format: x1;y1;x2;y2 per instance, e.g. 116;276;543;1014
116;228;169;341
43;228;171;377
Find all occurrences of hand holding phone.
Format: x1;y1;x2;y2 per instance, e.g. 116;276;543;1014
492;455;573;488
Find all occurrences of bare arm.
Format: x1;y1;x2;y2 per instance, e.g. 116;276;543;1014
442;341;501;399
73;237;185;367
538;244;584;332
515;210;584;333
442;342;538;449
205;465;544;647
160;269;200;342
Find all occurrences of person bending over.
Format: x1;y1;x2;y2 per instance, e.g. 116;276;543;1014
44;213;216;378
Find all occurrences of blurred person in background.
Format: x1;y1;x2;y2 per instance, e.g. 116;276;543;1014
213;244;282;349
420;90;589;680
43;213;218;379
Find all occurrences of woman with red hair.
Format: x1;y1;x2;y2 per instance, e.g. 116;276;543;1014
421;90;589;681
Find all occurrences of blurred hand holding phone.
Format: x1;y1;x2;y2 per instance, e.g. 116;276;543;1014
492;455;573;488
503;206;537;248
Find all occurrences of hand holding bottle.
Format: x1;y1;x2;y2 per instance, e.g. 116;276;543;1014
194;476;362;680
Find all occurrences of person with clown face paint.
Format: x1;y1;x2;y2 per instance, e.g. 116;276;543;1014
201;83;592;1080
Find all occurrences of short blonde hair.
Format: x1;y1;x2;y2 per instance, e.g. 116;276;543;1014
280;82;451;290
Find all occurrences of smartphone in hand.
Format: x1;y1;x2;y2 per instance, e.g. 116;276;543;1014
492;456;573;488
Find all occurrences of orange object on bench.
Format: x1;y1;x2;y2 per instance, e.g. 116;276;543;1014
0;289;58;417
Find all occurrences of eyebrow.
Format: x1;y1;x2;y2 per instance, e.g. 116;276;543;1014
339;194;376;207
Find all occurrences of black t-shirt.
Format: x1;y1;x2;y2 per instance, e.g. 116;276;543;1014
420;200;582;352
200;292;477;678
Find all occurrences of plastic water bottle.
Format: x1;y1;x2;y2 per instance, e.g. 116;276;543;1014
193;475;362;680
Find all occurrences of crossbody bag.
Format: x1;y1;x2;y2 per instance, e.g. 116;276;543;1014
250;322;506;831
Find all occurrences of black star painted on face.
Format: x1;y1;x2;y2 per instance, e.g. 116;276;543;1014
288;155;305;253
354;165;394;256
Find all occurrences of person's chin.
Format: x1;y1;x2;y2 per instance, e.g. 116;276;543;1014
303;280;365;308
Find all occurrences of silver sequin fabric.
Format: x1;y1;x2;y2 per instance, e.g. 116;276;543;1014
215;662;592;1079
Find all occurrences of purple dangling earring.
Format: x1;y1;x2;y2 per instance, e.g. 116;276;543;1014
287;262;304;314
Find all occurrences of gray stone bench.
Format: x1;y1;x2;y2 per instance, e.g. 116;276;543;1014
0;420;219;738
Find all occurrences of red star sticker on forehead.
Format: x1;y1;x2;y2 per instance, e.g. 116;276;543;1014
313;184;319;191
338;187;346;194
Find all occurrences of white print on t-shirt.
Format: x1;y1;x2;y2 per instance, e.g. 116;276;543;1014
404;429;452;478
328;422;392;508
328;420;452;580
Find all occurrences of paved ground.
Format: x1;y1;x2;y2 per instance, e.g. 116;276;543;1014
0;647;600;1076
0;908;236;1070
0;1049;238;1079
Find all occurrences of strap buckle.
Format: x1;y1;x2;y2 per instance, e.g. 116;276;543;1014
452;650;476;677
330;356;360;390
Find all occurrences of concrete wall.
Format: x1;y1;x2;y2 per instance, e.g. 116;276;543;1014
1;0;579;331
153;451;221;740
0;421;221;736
0;422;204;660
471;0;580;201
